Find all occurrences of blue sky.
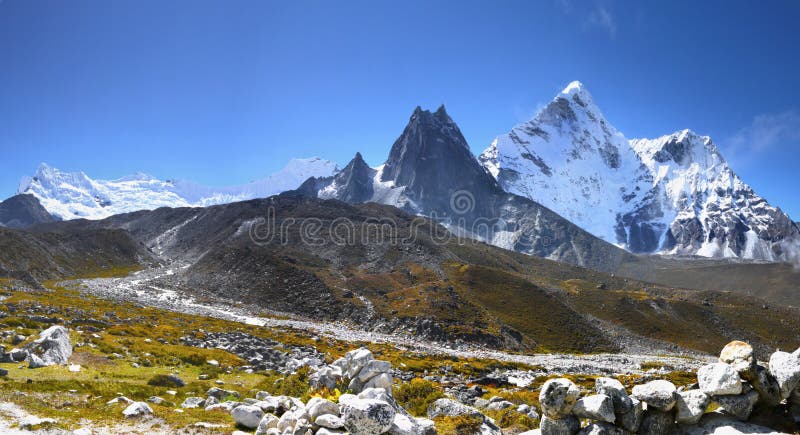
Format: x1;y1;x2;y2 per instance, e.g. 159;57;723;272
1;0;799;219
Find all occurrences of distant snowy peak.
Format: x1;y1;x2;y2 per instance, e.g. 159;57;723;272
479;80;651;244
480;81;800;261
17;158;339;220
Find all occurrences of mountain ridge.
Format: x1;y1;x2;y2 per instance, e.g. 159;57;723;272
17;158;339;221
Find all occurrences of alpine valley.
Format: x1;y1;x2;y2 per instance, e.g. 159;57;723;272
1;81;799;434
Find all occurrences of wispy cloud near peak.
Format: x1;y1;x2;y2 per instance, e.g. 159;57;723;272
726;110;800;166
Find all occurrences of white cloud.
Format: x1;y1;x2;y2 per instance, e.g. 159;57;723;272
586;3;617;37
557;0;618;38
725;110;800;165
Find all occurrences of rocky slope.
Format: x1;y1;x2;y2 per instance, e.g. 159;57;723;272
10;195;800;356
17;158;339;220
479;81;800;261
0;194;56;228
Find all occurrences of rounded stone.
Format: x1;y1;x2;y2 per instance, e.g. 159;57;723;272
539;378;580;418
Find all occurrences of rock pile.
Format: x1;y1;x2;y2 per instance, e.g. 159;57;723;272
310;348;394;394
223;387;435;435
180;331;324;373
523;340;800;434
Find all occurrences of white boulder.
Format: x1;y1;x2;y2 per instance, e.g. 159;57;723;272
231;404;264;429
25;326;72;368
697;362;742;396
539;378;580;418
631;380;677;411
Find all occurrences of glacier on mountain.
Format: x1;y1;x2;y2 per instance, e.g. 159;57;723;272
18;158;339;220
479;81;800;261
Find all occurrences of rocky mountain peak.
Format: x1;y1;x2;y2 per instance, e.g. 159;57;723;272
0;194;57;228
381;106;493;205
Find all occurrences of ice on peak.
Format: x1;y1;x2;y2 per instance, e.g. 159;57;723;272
560;80;586;96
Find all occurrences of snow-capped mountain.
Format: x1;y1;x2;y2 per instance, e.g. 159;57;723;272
479;81;800;261
18;158;339;220
295;105;636;273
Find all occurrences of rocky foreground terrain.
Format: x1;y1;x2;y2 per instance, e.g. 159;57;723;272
0;272;798;435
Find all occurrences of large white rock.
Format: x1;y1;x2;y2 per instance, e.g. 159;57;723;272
697;363;743;396
571;394;615;423
25;325;72;368
719;341;756;379
122;402;153;418
231;404;264;429
674;390;709;425
768;350;800;399
341;398;396;435
631;380;677;411
539;378;580;418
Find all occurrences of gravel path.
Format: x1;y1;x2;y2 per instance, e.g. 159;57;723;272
72;266;712;376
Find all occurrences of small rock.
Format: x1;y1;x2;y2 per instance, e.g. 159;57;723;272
539;415;580;435
231;404;265;429
577;422;623;435
595;377;633;414
68;364;81;372
571;394;615;423
255;413;279;435
122;402;153;418
181;397;205;408
638;409;674;435
315;413;345;429
615;397;643;432
750;364;782;406
539;378;580;418
674;389;709;425
307;397;340;420
146;396;166;405
712;388;760;421
341;398;396;435
631;380;677;411
357;360;392;382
